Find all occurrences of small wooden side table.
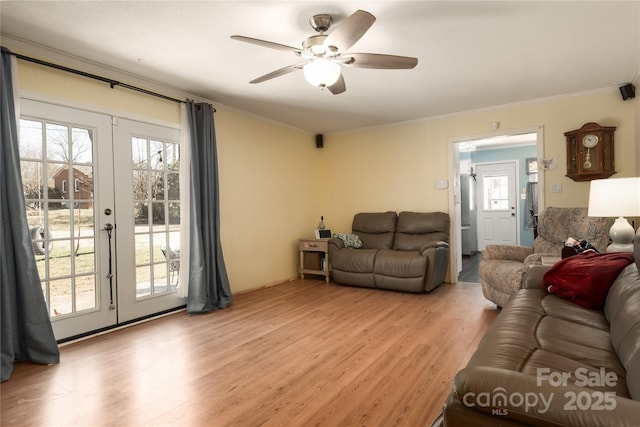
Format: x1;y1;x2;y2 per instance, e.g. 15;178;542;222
298;238;330;283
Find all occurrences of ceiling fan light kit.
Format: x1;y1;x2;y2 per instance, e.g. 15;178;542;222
303;59;341;88
231;10;418;94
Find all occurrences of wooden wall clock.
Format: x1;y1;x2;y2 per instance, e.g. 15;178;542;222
564;122;616;181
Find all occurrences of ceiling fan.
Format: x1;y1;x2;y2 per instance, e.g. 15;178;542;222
231;10;418;95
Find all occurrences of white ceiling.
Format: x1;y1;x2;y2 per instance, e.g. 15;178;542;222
1;1;639;134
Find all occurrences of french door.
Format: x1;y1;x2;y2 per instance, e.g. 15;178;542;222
475;161;518;250
113;118;185;323
19;99;185;340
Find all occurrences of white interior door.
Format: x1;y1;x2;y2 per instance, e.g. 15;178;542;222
475;161;518;250
20;99;117;340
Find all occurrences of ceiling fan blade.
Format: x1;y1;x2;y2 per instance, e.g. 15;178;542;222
324;10;376;52
328;73;346;95
249;63;305;84
231;35;302;54
343;53;418;69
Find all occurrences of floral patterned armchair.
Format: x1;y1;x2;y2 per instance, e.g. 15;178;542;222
479;207;614;307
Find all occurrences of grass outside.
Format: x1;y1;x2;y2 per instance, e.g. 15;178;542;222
28;208;179;315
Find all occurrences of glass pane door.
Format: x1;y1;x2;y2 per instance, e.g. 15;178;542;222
131;136;181;297
475;161;518;250
114;118;185;323
20;99;116;340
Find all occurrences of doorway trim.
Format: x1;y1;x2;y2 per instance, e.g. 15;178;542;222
447;126;545;283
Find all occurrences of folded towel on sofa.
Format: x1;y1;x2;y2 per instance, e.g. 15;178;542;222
332;233;363;248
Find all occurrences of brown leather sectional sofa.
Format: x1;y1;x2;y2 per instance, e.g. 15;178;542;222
435;232;640;426
328;211;450;293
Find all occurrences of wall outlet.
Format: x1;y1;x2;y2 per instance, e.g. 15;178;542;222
551;183;563;193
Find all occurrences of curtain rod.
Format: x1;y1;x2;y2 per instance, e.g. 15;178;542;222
9;50;216;111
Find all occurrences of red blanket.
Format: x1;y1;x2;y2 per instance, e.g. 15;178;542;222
543;252;635;309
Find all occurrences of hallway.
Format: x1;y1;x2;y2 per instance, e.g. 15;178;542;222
458;252;482;283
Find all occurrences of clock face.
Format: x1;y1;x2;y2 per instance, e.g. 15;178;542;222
582;134;599;148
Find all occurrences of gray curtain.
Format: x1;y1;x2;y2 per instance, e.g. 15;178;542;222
1;47;60;382
525;181;538;229
185;100;232;313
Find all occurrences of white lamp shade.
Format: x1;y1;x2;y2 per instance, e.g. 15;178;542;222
588;177;640;252
303;60;341;88
588;177;640;217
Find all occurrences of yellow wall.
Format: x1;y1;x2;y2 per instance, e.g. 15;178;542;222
215;109;321;291
321;91;639;234
12;55;639;293
17;60;181;124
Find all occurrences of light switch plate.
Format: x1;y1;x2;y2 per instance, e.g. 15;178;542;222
435;179;449;189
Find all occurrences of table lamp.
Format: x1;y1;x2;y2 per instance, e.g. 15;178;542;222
588;177;640;252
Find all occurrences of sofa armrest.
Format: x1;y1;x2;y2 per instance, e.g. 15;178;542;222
483;245;533;262
328;237;345;250
524;252;560;268
420;241;449;255
420;243;450;292
452;365;640;427
328;238;345;260
522;265;553;289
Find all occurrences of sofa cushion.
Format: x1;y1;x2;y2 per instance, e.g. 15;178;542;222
627;350;640;400
466;289;628;396
540;294;610;331
604;263;640;375
352;211;397;250
374;249;427;278
392;211;449;251
603;230;640;401
331;248;377;273
542;252;635;309
636;228;640;270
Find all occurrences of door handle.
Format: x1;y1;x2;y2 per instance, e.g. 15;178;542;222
103;223;115;309
511;213;516;217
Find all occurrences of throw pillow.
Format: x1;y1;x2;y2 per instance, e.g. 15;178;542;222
542;252;635;309
332;233;363;249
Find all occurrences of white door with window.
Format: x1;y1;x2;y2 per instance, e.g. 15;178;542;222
19;99;185;340
113;118;185;323
475;161;518;250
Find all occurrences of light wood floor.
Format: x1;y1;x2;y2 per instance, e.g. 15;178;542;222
1;279;498;427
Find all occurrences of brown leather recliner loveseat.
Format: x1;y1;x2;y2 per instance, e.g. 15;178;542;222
328;211;450;293
434;231;640;426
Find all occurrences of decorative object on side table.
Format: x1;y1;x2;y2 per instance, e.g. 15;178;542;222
588;177;640;253
564;122;616;181
314;215;331;238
